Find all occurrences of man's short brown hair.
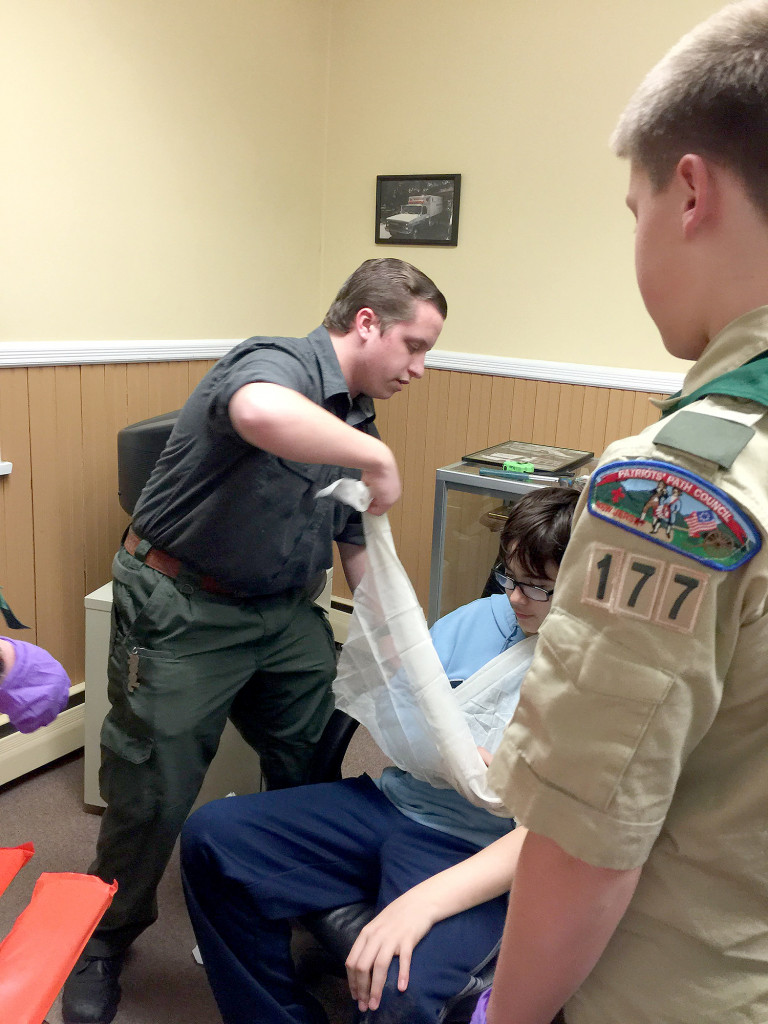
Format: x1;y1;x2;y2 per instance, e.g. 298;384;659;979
323;258;447;335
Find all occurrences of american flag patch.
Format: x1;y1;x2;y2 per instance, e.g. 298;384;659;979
684;509;718;536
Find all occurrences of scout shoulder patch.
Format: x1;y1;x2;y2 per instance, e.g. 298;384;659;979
587;460;761;570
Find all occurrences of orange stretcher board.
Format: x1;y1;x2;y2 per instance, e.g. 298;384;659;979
0;864;116;1024
0;843;35;897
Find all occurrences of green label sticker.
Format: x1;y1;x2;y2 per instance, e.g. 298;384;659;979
587;460;761;570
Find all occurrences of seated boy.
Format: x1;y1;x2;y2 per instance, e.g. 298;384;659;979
180;486;578;1024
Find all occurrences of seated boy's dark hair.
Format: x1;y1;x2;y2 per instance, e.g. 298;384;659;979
500;486;579;579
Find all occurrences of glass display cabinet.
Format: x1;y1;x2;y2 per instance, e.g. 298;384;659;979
428;461;541;624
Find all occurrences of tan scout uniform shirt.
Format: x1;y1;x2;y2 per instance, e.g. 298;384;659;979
488;307;768;1024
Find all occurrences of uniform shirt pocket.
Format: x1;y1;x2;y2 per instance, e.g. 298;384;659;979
514;608;677;821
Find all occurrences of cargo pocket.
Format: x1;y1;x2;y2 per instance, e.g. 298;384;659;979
100;715;153;764
99;715;156;813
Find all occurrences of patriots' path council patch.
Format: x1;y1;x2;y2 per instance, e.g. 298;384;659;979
587;460;761;570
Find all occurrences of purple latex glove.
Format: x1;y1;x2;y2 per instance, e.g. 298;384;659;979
471;988;491;1024
0;638;70;733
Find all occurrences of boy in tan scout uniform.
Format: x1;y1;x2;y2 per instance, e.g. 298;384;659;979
323;7;768;1022
466;3;768;1022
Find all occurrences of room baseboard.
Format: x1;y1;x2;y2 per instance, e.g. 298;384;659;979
0;683;85;787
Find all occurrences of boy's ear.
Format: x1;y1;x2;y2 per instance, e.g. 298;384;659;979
677;153;713;236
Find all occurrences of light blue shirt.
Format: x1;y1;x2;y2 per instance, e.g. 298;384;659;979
376;594;523;848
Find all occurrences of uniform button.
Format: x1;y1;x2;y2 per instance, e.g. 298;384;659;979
179;583;194;595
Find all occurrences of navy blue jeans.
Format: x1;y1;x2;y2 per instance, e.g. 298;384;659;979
181;776;508;1024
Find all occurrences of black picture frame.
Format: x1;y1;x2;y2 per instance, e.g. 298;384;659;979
375;174;461;246
462;440;595;474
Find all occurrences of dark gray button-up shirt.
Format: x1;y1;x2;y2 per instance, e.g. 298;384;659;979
132;327;377;595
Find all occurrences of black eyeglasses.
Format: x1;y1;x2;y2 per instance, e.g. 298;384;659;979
492;566;555;603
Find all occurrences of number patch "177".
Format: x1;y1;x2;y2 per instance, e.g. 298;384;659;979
581;543;708;634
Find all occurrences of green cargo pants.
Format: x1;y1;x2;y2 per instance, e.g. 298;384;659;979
85;544;337;956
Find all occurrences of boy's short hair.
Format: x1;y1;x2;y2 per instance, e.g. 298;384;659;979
500;486;579;579
611;0;768;217
323;258;447;335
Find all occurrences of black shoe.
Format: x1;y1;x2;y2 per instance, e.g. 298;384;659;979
61;953;124;1024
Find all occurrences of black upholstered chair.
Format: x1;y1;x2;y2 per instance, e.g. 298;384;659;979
296;709;497;1024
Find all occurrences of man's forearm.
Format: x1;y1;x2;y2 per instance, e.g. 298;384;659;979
229;383;400;514
229;383;388;471
487;831;641;1024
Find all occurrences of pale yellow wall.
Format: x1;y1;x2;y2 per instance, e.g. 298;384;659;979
3;0;726;374
322;0;724;373
1;0;330;342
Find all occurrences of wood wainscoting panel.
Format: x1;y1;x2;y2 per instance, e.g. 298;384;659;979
2;358;662;691
0;360;214;686
27;365;86;676
82;363;131;597
334;368;664;609
0;367;36;639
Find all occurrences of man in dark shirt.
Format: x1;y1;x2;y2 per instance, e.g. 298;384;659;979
62;258;446;1024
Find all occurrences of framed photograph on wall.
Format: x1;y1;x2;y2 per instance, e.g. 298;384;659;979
375;174;461;246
